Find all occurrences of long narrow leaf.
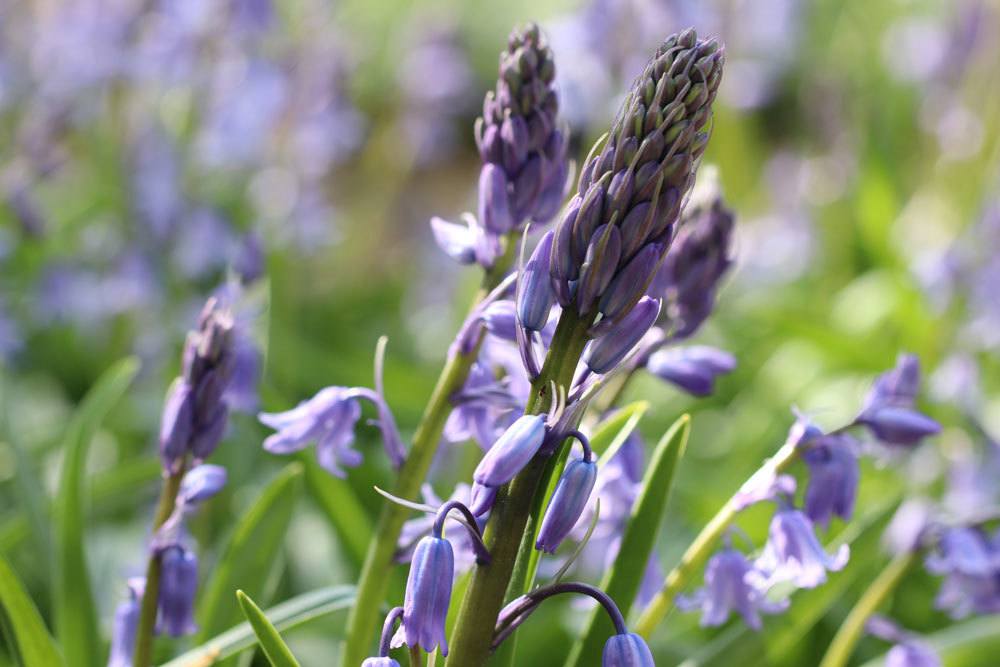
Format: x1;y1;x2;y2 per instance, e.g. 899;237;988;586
196;463;304;646
564;414;690;667
53;357;140;667
236;590;301;667
0;555;65;667
164;586;354;666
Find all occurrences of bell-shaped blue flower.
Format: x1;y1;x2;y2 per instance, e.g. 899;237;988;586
750;507;849;590
399;536;454;655
157;546;198;637
677;546;788;630
473;414;547;487
802;435;859;529
178;464;228;506
430;215;480;265
536;457;598;553
108;580;142;667
602;632;655;667
260;387;363;476
646;345;735;397
856;406;941;446
886;642;941;667
362;659;401;667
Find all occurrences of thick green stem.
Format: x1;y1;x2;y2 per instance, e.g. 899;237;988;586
817;551;917;667
133;465;186;667
340;244;515;666
634;438;802;637
445;310;592;667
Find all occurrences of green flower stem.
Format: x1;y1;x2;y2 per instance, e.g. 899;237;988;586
634;438;803;637
133;464;186;667
817;551;918;667
340;243;515;666
445;309;593;667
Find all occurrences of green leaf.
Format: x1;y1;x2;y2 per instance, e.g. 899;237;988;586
301;455;372;571
564;414;690;667
236;590;301;667
591;400;650;461
52;357;140;667
196;463;304;646
164;586;354;666
0;555;65;667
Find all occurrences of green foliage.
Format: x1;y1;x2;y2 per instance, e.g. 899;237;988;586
53;358;140;667
236;590;301;667
565;414;690;667
196;463;304;648
0;556;64;667
164;586;354;666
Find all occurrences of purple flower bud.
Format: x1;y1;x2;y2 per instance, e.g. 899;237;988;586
802;435;859;528
401;536;454;655
577;224;622;314
584;297;661;374
517;231;556;331
430;216;479;265
856;406;941;447
473;414;547;487
178;464;228;506
750;507;849;590
469;481;498;517
108;582;142;667
677;547;788;630
159;381;194;472
599;244;663;320
646;345;735;397
362;659;401;667
864;354;921;411
190;403;229;461
536;458;597;553
157;546;198;637
602;632;655;667
482;300;519;342
478;164;514;234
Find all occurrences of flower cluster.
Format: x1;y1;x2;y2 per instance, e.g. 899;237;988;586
432;23;568;268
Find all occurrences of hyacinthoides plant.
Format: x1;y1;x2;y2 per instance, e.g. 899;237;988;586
4;18;988;667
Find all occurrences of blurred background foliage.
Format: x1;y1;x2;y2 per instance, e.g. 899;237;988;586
1;0;998;664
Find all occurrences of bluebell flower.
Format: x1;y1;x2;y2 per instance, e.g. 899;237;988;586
157;545;198;637
536;456;598;553
259;349;405;475
473;414;547;487
886;642;941;667
396;536;454;655
430;215;482;265
443;358;523;451
677;546;787;630
108;579;143;667
584;297;661;374
602;632;655;667
646;345;736;397
750;506;849;590
178;464;228;507
857;354;940;447
517;230;557;331
362;659;401;667
925;526;1000;618
802;434;859;528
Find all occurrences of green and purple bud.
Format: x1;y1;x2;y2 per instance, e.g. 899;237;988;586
536;456;598;553
517;230;557;331
550;28;724;321
473;414;548;487
602;632;656;667
584;296;661;374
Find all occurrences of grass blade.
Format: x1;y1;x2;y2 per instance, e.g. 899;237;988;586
163;585;354;666
53;357;140;667
236;590;301;667
301;455;372;572
0;555;65;667
564;414;690;667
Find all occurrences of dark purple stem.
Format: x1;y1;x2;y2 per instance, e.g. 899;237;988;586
492;582;628;649
379;606;404;657
433;500;492;564
564;429;593;462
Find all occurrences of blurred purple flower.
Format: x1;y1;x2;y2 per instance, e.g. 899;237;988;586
646;345;736;397
749;506;849;591
802;434;860;529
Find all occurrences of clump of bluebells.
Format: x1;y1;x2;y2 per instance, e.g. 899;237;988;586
86;19;994;667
